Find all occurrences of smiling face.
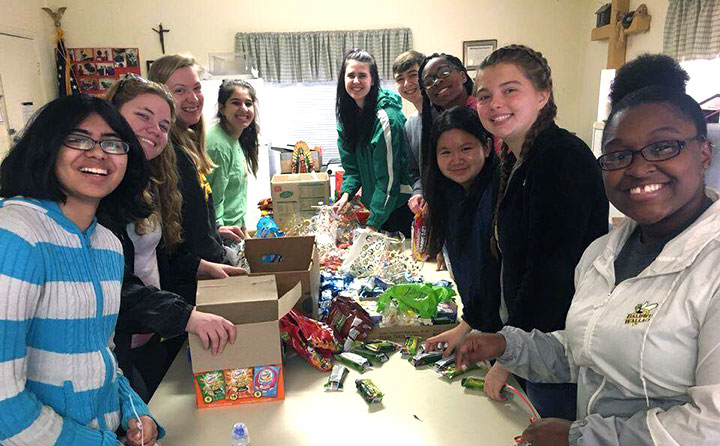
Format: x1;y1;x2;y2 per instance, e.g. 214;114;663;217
344;59;373;108
436;128;490;190
220;86;255;134
118;93;171;160
394;63;422;105
55;113;128;209
422;57;468;109
602;102;712;232
165;66;203;126
475;62;549;151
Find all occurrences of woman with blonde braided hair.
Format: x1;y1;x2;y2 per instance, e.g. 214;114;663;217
464;44;608;419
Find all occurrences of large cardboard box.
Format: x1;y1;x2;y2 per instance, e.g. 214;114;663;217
271;172;330;231
245;236;320;319
366;301;459;343
189;275;302;408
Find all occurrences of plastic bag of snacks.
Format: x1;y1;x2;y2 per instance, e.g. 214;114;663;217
279;313;334;372
286;309;340;352
377;283;456;320
324;295;374;349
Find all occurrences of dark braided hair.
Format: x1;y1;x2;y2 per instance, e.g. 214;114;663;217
217;79;260;176
417;53;474;182
477;45;557;259
336;49;381;153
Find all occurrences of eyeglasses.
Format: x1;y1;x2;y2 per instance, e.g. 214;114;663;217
422;64;453;89
597;135;705;171
118;73;149;90
63;134;130;154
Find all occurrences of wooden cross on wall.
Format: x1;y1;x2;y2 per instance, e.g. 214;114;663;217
591;0;651;69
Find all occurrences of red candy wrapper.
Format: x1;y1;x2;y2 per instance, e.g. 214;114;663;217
279;310;338;371
411;213;430;261
324;296;375;348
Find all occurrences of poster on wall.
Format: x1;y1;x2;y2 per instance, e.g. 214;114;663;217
69;47;141;95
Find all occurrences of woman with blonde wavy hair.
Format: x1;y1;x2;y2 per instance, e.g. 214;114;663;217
103;75;239;401
148;54;245;297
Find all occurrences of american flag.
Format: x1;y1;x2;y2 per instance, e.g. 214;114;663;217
53;27;79;97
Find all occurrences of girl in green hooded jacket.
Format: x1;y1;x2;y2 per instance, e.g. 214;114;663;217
333;49;413;237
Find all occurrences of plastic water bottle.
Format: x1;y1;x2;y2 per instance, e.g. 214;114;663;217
231;422;250;446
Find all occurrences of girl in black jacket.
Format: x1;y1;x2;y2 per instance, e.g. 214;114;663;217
421;106;502;354
104;76;238;401
468;45;608;420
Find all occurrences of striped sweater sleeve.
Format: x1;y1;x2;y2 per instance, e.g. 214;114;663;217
0;228;120;446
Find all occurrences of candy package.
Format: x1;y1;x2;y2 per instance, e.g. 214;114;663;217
349;345;389;364
363;340;401;353
334;352;370;373
461;377;486;391
280;315;333;372
324;295;375;348
355;379;384;404
433;357;476;379
224;368;254;400
409;349;443;368
287;309;340;352
195;371;226;404
254;366;280;398
401;336;422;357
324;364;349;392
411;213;430;261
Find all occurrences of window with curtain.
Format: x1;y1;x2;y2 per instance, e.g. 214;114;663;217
664;0;720;61
235;28;412;83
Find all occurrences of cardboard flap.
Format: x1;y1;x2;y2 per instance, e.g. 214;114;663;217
245;236;315;273
189;321;281;373
196;275;281;324
278;281;303;318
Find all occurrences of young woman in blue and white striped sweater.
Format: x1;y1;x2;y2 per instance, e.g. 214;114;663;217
0;94;162;445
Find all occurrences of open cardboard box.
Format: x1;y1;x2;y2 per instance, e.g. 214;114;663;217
366;300;459;343
245;236;320;319
271;172;330;231
189;275;302;408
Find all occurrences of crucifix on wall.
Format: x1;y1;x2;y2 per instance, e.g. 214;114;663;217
152;23;170;54
591;0;651;69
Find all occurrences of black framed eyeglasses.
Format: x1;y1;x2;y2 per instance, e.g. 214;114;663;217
63;134;130;154
597;135;705;171
422;64;453;89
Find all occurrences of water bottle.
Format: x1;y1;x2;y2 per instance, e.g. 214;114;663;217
231;422;250;446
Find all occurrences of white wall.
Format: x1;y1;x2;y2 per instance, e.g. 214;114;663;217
6;0;670;145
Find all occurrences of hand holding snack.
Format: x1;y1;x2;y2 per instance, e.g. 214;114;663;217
423;321;471;357
454;332;506;370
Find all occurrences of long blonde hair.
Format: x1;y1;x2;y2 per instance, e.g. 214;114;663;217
148;53;215;175
105;76;184;249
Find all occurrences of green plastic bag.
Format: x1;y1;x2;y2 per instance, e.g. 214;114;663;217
376;283;456;319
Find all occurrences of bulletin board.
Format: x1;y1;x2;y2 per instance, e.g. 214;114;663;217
69;48;141;95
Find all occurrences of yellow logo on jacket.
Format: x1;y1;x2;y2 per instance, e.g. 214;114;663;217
625;301;659;326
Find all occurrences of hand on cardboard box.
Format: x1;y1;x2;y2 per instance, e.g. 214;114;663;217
124;415;157;446
218;225;247;243
186;308;237;356
197;259;248;279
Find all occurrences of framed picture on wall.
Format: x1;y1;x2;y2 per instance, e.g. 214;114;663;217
68;47;141;95
463;39;498;71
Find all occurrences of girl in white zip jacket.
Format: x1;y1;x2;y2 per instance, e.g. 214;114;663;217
455;54;720;446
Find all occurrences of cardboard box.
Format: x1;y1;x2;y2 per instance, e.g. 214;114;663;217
279;151;322;173
366;301;459;343
271;172;330;231
189;275;302;408
245;236;320;319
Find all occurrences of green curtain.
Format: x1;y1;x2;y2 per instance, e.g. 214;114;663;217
664;0;720;61
235;28;413;83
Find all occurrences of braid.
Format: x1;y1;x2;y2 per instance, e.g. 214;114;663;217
489;142;512;259
481;44;557;258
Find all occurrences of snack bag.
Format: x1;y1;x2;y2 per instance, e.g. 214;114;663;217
195;371;226;404
325;295;374;347
401;336;422;357
411;213;430;261
224;368;254;400
280;316;333;371
287;309;340;352
324;364;349;392
355;379;384;404
253;366;280;398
